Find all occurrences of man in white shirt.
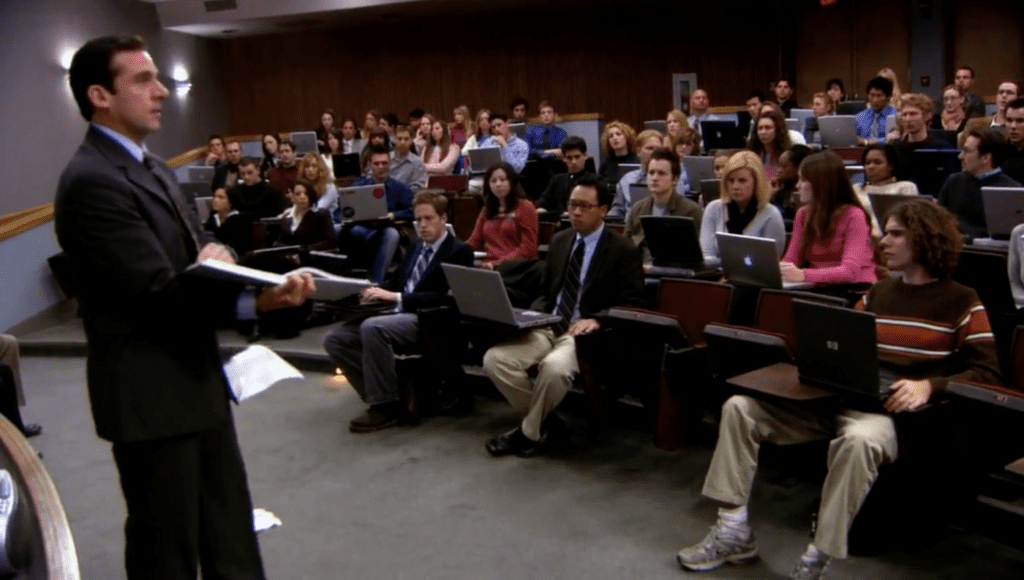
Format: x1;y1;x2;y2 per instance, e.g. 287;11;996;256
389;126;428;191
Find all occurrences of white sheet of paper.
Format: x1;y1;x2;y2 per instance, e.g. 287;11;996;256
224;345;303;402
253;507;282;532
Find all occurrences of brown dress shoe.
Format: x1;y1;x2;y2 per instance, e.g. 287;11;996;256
349;406;402;433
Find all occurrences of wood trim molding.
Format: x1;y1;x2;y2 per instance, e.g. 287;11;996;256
0;204;54;244
0;415;80;577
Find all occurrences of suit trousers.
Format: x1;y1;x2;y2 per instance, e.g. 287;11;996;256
701;394;897;559
111;409;265;580
483;327;578;441
323;313;420;406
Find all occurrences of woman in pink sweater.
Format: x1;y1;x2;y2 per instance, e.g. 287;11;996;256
467;163;539;269
781;152;877;285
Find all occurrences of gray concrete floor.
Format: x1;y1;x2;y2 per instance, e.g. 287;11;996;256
18;353;1024;579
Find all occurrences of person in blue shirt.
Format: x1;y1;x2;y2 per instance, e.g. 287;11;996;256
342;146;415;283
856;76;898;145
524;100;568;159
479;113;530;173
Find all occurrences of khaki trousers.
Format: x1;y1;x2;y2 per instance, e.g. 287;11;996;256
701;394;897;558
483;328;577;441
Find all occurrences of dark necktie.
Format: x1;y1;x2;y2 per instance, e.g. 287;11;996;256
552;238;586;336
144;154;200;260
542;127;551;149
405;245;434;293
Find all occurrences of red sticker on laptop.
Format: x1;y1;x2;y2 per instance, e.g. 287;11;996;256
373;187;385;199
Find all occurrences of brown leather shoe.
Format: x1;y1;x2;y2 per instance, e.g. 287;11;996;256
348;406;402;433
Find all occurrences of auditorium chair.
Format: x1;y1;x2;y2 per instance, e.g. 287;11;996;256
751;288;846;355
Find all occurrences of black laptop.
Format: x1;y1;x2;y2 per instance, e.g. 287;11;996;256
640;216;716;278
793;300;899;408
909;149;962;197
701;120;744;151
332;153;361;178
952;249;1018;314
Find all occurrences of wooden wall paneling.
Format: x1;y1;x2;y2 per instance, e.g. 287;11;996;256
953;0;1024;98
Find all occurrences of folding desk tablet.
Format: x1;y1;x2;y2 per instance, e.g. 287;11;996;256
716;232;813;290
187;165;215;184
441;264;561;329
701;120;744;151
641;216;718;278
290;131;319;154
981;186;1024;239
817;116;859;148
336;184;389;222
467;146;502;177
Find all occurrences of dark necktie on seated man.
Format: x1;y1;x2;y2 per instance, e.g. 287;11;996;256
404;246;434;293
542;127;551;150
144;153;201;260
552;238;585;336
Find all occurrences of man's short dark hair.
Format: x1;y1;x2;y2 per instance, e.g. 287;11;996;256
967;127;1010;168
279;140;295;151
883;199;962;279
409;108;425;120
238;157;260;169
413;190;449;216
649;147;681;178
69;34;146;121
573;174;611;208
490;112;509;123
510;96;529;111
825;78;845;94
747;90;766;102
866;76;895;98
957;66;976;78
1006;97;1024;113
208;134;224;145
384;112;400;127
394;125;413;137
369;145;391;158
777;77;794;88
538;100;553;112
560;136;586;155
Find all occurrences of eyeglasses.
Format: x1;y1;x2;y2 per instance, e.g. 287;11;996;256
568;200;599;211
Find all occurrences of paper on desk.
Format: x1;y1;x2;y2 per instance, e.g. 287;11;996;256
224;345;303;402
253;507;282;532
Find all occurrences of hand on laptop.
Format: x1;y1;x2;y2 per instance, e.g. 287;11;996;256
779;262;806;283
361;287;399;304
883;378;933;413
568;318;600;337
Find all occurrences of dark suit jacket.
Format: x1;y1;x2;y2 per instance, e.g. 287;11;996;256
55;126;239;443
536;171;598;214
532;227;646;319
277;208;337;251
384;233;474;313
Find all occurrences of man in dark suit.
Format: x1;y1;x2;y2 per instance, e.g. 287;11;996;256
323;191;474;432
54;35;314;579
535;136;598;217
482;175;646;457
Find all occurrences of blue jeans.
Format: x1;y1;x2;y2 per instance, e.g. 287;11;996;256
345;224;399;283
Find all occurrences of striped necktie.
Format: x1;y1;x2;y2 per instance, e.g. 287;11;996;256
405;246;434;293
144;153;200;260
552;238;586;336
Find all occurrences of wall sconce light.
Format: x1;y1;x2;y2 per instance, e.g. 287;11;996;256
172;65;191;97
60;48;76;71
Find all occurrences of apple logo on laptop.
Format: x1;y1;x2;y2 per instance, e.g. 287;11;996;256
373;187;385;199
743;255;753;267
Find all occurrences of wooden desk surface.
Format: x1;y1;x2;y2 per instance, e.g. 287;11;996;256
726;362;835;401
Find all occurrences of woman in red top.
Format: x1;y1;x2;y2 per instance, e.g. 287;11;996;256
780;152;877;285
467;162;539;269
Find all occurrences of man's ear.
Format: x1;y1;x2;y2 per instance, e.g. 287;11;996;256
86;84;111;114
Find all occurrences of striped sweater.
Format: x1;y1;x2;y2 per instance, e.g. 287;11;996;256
856;276;1002;391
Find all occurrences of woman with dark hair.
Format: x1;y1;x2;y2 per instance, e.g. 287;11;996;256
204;187;253;256
360;109;380;141
451;105;471;148
466;163;539;269
826;78;846;105
360;127;390;174
748;108;792;182
260;132;280;177
597;120;639;186
780;152;876;285
316;109;335;153
771;144;813;220
277;180;337;251
423;118;461;175
852;143;920;237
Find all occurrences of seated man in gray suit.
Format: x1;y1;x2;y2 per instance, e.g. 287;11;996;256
324;191;474;432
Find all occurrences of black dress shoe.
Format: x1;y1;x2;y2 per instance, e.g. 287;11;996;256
348;405;402;433
485;427;545;457
542;414;570;446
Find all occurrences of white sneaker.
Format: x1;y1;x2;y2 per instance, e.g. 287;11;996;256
791;554;829;579
676;521;758;571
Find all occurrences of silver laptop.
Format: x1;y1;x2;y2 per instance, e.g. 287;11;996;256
644;120;667;134
785;118;800;132
867;193;911;227
509;123;528;138
194;196;213;225
188;166;215;184
441;264;562;329
290;131;319;154
628;183;652;208
682;156;715;191
614;163;641;183
981;186;1024;239
789;108;814;133
467;146;502;176
336;184;388;221
717;232;812;290
817;115;859;148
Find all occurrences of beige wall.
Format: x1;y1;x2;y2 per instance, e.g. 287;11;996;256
954;0;1024;100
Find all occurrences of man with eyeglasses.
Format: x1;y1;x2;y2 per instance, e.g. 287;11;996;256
961;81;1020;145
481;175;645;458
999;97;1024;184
344;146;415;283
939;127;1021;238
